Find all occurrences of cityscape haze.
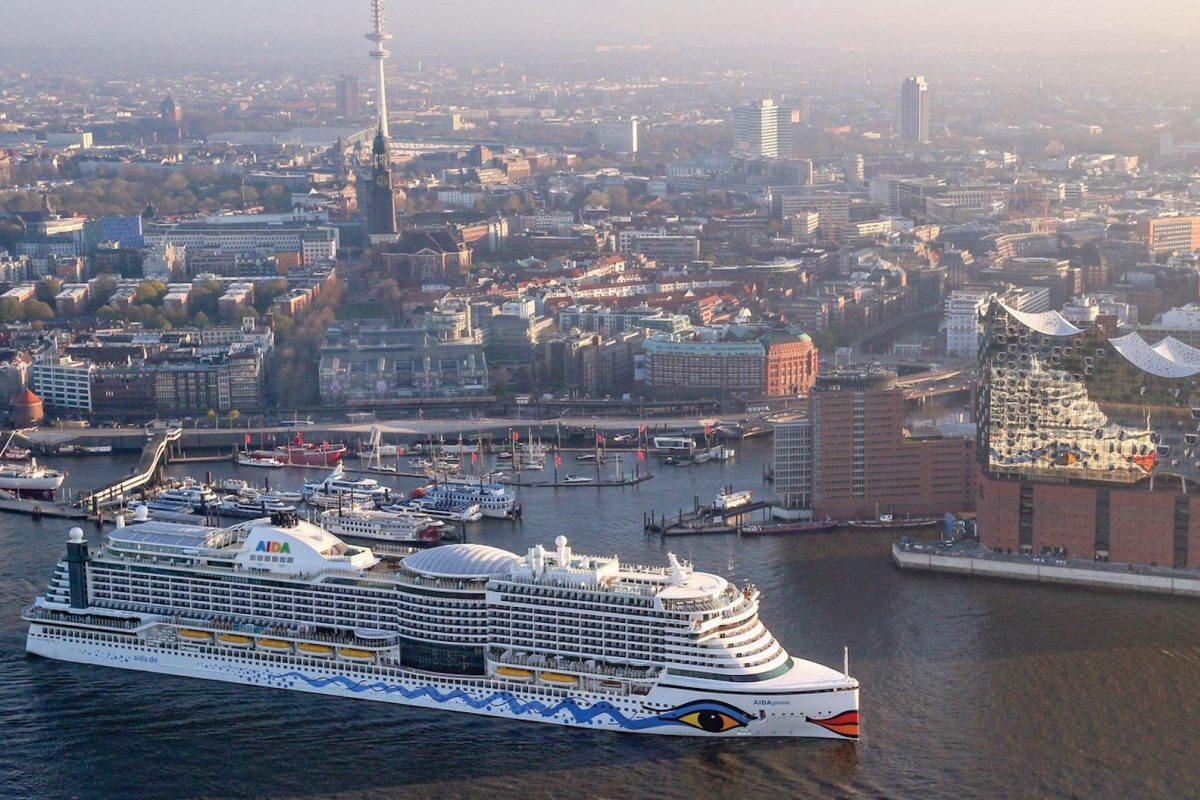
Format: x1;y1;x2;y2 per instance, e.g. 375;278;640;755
2;1;1200;798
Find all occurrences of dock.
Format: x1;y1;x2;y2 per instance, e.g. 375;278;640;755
0;498;90;520
644;498;771;537
502;474;653;488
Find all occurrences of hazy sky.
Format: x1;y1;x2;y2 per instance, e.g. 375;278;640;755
5;0;1200;66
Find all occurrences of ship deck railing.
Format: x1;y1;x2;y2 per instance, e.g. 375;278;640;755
22;605;143;631
489;650;660;681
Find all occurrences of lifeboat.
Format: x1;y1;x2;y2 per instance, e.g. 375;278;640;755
599;679;623;690
217;633;252;647
495;665;533;680
337;647;375;661
539;671;579;686
178;628;212;642
298;642;334;657
257;638;292;651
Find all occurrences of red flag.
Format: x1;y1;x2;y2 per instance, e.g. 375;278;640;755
639;423;646;433
512;431;519;441
471;451;478;462
595;433;604;444
244;433;251;445
554;454;562;467
704;425;711;435
637;449;645;461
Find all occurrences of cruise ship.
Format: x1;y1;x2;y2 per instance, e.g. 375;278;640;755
24;515;859;738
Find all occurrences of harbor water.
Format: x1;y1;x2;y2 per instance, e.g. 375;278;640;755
1;440;1198;799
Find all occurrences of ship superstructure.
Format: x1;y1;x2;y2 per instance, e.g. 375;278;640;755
24;515;858;738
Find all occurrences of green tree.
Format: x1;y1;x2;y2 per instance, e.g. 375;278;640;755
0;297;24;323
193;311;211;328
135;280;167;304
36;278;62;304
22;299;55;321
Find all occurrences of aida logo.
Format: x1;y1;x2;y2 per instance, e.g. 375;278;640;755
255;540;291;554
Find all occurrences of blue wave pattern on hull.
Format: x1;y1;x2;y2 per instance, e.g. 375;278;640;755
265;670;754;732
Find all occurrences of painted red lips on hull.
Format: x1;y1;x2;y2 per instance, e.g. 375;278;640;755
809;709;860;738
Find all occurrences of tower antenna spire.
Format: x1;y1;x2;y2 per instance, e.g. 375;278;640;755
364;0;392;138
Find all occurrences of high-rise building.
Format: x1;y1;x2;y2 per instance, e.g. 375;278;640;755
842;153;865;184
365;1;396;235
899;76;930;144
974;299;1200;568
733;99;779;159
336;75;360;120
594;117;638;154
771;370;975;518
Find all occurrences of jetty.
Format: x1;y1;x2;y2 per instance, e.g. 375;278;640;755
644;497;773;537
502;473;653;489
77;428;183;511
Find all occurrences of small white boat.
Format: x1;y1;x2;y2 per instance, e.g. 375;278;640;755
238;453;284;469
562;474;594;484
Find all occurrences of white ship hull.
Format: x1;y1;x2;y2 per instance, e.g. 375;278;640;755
0;473;66;492
25;624;858;739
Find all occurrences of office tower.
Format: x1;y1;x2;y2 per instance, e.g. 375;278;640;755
843;153;865;184
771;370;974;517
336;75;360;119
365;0;396;234
899;76;929;144
733;99;779;159
594;117;639;153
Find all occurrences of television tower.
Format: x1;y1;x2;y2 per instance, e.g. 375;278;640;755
365;0;392;138
363;0;397;235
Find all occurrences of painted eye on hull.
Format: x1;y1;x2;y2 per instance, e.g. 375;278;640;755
658;700;752;733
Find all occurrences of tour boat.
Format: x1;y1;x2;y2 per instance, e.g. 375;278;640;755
238;453;285;469
0;458;66;495
319;507;444;545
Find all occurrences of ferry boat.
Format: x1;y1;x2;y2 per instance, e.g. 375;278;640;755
253;433;346;467
320;508;443;545
0;458;66;496
152;481;219;512
652;436;696;456
739;520;839;536
238;453;285;469
304;464;390;506
217;493;298;519
392;498;484;522
421;479;519;519
713;488;754;511
24;517;859;739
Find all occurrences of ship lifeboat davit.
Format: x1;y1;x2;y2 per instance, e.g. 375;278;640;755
178;628;212;642
494;665;533;680
257;638;292;651
539;671;579;686
338;647;376;661
298;642;334;657
217;633;252;647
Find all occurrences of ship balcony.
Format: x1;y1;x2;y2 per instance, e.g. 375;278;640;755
487;647;661;682
166;614;400;650
22;604;151;632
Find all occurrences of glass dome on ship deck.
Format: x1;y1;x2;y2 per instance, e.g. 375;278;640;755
402;544;518;578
